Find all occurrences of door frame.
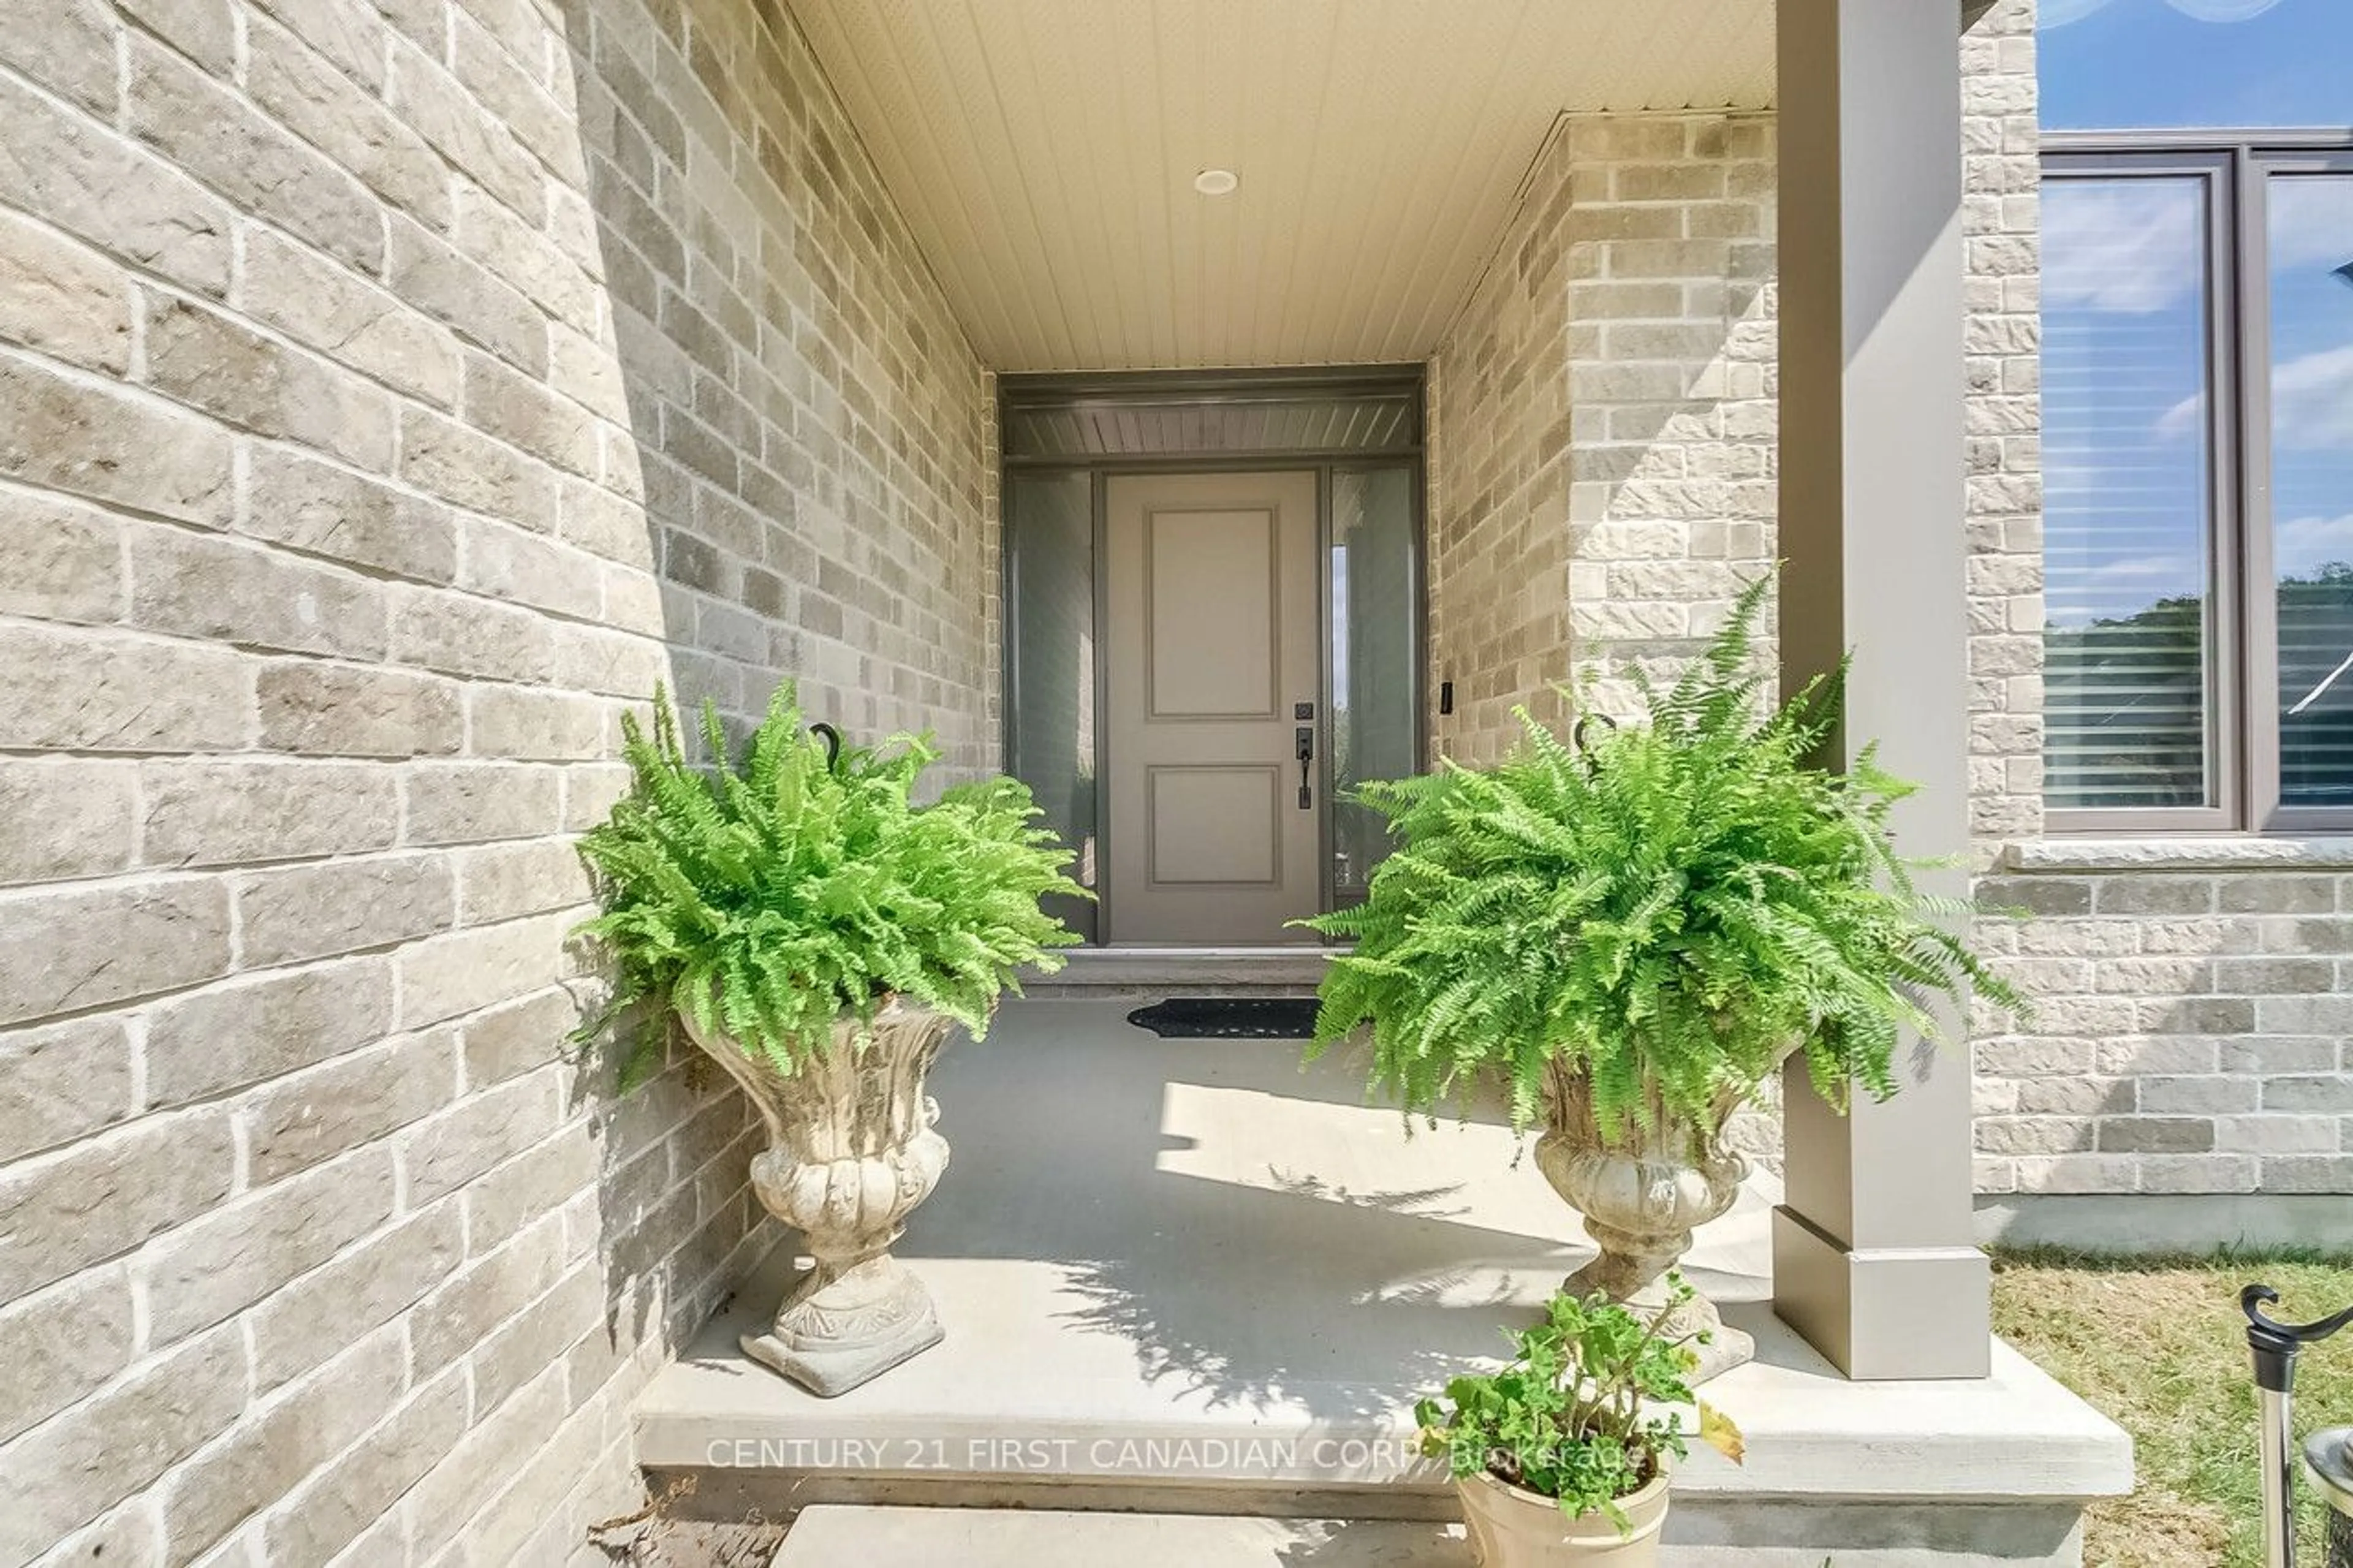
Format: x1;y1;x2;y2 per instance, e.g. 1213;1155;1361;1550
999;366;1429;944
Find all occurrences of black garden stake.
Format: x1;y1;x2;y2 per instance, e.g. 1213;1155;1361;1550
2243;1283;2353;1568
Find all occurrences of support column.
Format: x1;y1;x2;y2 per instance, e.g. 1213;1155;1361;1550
1771;0;1991;1381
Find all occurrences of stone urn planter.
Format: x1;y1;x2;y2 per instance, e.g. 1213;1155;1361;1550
572;686;1085;1395
1298;589;2017;1395
1536;1067;1752;1384
678;995;963;1397
1458;1469;1671;1568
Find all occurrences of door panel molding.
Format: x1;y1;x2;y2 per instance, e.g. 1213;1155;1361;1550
1142;504;1282;721
1144;765;1283;887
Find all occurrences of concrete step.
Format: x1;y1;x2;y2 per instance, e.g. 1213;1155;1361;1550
646;1001;2132;1567
1019;944;1331;993
770;1506;1468;1567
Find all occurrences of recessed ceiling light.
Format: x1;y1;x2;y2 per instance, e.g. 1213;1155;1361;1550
1194;168;1238;197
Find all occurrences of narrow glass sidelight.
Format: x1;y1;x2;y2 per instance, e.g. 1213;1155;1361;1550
1329;467;1419;905
1005;469;1099;942
2265;171;2353;809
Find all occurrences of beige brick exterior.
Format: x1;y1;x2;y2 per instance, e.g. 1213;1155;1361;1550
1428;110;1776;759
1948;1;2350;1207
1972;865;2353;1197
1959;0;2048;858
0;0;2343;1559
1425;123;1574;766
1559;115;1777;725
1426;107;1785;1167
1430;0;2348;1209
1427;2;2349;1208
0;0;992;1561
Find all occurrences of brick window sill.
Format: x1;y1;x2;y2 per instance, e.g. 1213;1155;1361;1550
2003;836;2353;873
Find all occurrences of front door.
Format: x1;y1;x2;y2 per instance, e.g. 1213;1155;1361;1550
1105;471;1322;944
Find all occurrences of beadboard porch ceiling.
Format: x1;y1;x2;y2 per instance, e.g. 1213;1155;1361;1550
781;0;1776;373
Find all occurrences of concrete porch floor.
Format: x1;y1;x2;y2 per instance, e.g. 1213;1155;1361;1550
635;999;2131;1564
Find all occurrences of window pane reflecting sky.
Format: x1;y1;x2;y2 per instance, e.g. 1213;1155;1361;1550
2040;0;2353;131
2267;175;2353;580
2042;178;2213;627
2268;174;2353;805
2041;176;2216;809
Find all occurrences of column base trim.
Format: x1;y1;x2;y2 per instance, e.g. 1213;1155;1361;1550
1771;1206;1992;1381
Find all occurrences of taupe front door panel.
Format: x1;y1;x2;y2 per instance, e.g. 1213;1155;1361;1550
1105;471;1320;944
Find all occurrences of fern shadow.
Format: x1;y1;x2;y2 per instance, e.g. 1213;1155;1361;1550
896;997;1608;1422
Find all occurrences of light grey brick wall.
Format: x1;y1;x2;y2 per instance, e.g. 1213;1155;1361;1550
0;0;991;1561
1427;110;1776;763
1960;0;2047;858
1426;107;1784;1165
1557;113;1777;725
1425;118;1575;767
1973;865;2353;1197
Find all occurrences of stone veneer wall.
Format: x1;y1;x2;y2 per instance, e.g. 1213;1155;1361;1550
1957;0;2048;862
1976;854;2353;1201
1555;115;1777;725
1424;108;1779;1155
0;0;991;1559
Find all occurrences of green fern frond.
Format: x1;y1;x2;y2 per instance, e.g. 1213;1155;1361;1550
573;684;1091;1077
1297;583;2017;1142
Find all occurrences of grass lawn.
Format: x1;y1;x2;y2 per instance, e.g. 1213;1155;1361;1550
1992;1249;2353;1568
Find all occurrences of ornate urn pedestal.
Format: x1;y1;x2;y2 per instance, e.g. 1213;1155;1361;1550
679;996;960;1397
1534;1070;1752;1385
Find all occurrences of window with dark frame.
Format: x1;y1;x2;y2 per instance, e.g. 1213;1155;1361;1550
2037;0;2353;833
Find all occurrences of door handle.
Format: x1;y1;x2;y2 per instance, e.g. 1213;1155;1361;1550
1295;725;1314;809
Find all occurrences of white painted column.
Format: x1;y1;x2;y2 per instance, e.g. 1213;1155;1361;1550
1771;0;1991;1381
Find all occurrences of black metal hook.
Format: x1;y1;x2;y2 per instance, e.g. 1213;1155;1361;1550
1570;713;1618;771
808;722;843;775
2244;1284;2353;1393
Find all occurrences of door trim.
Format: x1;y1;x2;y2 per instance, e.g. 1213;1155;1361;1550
999;367;1430;945
1140;502;1284;722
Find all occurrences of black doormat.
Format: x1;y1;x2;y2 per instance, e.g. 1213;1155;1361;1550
1126;997;1321;1039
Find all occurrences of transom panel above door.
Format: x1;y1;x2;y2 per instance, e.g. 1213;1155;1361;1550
1107;471;1321;944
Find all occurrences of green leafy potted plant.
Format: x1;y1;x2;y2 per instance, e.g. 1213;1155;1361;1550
1419;1276;1743;1566
1304;579;2017;1380
575;684;1085;1395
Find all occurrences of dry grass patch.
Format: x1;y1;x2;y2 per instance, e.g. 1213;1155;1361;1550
1993;1249;2353;1568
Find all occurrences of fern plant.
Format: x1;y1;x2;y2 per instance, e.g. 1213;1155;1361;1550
574;684;1086;1082
1418;1276;1742;1525
1302;575;2020;1143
